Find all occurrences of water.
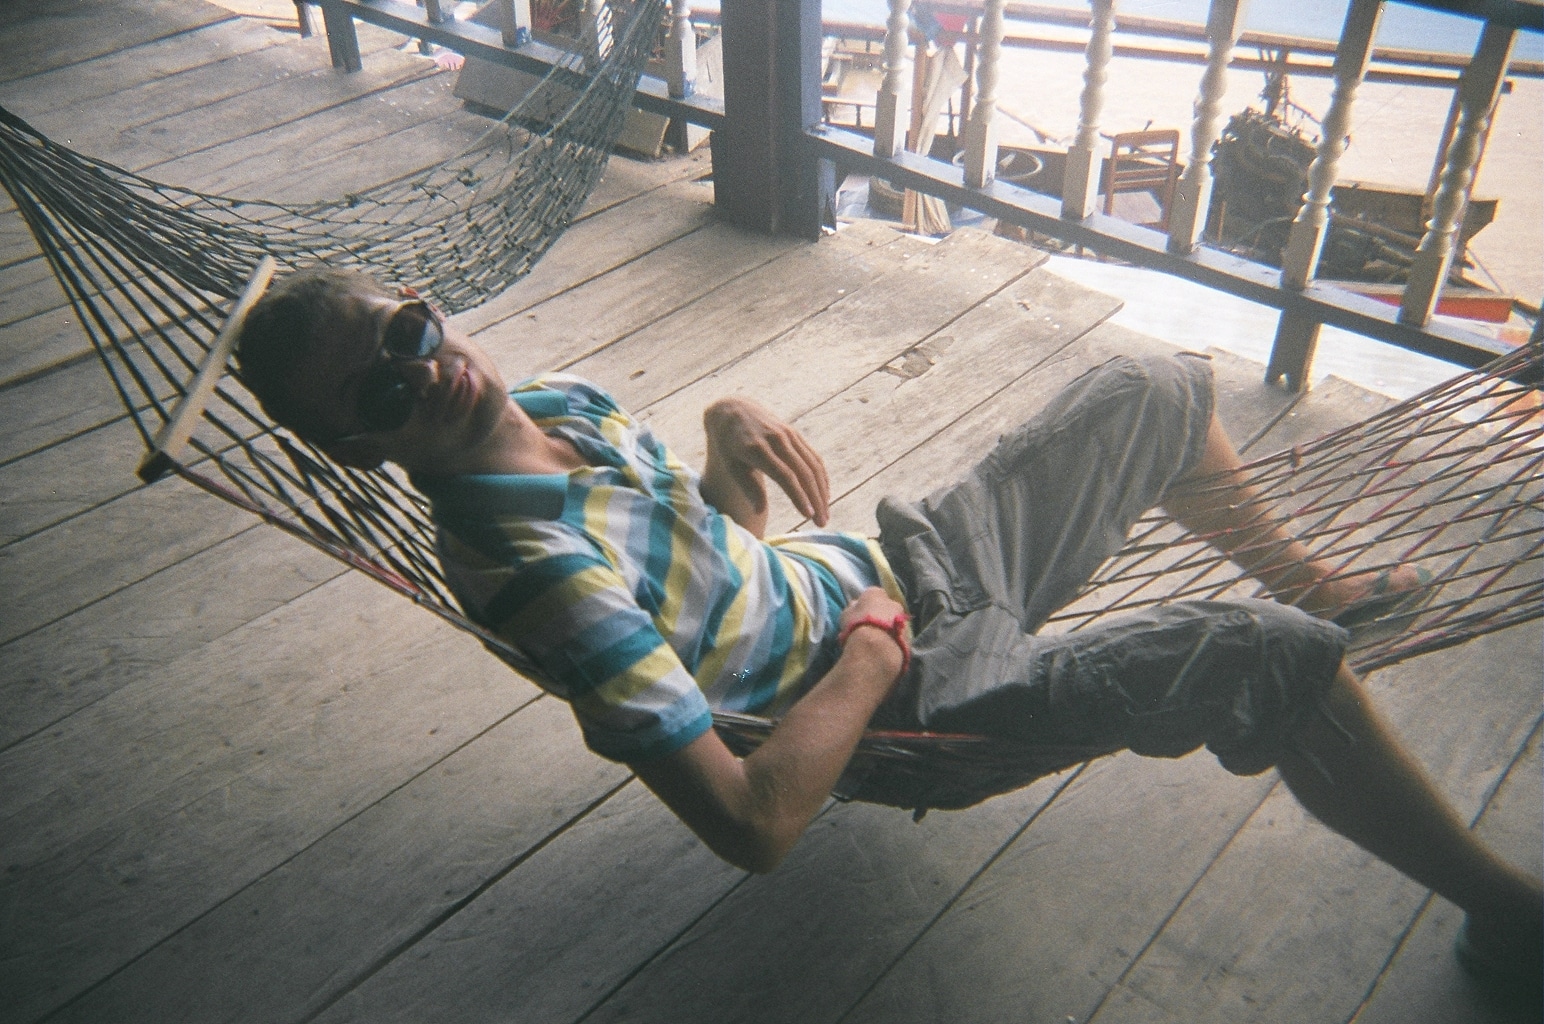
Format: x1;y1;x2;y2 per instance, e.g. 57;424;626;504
820;0;1544;61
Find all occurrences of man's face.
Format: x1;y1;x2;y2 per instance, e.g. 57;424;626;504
283;286;512;474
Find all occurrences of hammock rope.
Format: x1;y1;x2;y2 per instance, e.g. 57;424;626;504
2;21;1540;811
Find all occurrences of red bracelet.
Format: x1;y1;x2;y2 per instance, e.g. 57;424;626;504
837;612;912;677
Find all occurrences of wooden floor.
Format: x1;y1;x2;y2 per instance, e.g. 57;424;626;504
1;4;1539;1023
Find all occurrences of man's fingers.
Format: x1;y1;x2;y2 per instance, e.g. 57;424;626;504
761;428;829;526
796;429;833;525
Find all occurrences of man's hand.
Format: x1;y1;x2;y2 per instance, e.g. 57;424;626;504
701;397;830;537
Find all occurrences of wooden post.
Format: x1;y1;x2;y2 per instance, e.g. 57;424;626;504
713;0;832;237
1166;0;1247;254
319;0;363;72
872;0;913;159
1400;23;1515;327
961;0;1005;189
666;0;697;98
1061;0;1115;219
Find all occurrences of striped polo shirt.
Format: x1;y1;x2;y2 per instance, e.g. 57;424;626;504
416;375;903;764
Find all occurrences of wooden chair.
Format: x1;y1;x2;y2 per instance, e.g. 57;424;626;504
1103;128;1181;230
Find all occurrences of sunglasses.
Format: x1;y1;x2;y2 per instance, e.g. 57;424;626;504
336;300;445;441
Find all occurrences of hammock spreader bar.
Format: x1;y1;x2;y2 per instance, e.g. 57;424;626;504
2;18;1540;810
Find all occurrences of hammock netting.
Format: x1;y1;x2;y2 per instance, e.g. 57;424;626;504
2;16;1540;811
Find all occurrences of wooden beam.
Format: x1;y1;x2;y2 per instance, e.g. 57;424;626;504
713;0;832;236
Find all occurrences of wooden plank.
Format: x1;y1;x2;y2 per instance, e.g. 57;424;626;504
577;221;929;413
4;23;420;171
846;756;1281;1024
0;418;149;546
0;526;342;751
0;16;289;119
118;37;438;170
0;255;67;330
1088;623;1543;1024
306;782;740;1024
570;779;1065;1020
0;573;537;1023
0;307;99;391
453;177;719;338
143;62;475;198
635;229;1045;471
0;357;131;466
794;268;1119;503
1351;725;1542;1024
482;221;804;379
0;476;260;646
830;325;1301;540
0;0;235;85
44;700;633;1024
0;209;38;268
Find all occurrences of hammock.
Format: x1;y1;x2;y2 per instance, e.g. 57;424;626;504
0;0;663;319
2;40;1540;812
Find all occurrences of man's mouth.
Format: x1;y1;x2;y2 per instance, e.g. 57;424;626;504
439;361;472;422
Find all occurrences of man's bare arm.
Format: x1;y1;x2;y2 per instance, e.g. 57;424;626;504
700;397;830;538
633;587;906;873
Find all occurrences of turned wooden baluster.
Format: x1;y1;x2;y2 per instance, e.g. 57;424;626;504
1167;0;1248;255
962;0;1006;187
1265;0;1381;390
581;0;614;68
1400;22;1515;327
666;0;697;98
873;0;914;159
1061;0;1116;219
1279;0;1381;290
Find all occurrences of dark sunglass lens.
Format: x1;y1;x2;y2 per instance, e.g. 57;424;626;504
356;362;416;434
383;302;441;360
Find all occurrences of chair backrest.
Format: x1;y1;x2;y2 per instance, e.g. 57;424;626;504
1104;128;1181;229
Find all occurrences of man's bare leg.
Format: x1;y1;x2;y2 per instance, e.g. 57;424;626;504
1279;664;1542;962
1161;416;1424;615
1166;418;1540;970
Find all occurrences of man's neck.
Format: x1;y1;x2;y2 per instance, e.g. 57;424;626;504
464;409;588;477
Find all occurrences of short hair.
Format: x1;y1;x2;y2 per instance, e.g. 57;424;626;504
235;266;392;441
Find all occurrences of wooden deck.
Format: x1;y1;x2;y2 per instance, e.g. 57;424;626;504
1;4;1539;1023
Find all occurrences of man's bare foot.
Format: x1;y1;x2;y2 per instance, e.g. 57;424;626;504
1274;564;1429;619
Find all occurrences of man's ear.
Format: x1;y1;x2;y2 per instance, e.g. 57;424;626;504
320;436;389;471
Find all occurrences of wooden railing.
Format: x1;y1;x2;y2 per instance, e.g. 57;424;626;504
306;0;1541;387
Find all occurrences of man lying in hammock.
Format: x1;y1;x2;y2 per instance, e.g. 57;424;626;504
236;268;1541;986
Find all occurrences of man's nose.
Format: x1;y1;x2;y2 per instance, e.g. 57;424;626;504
396;356;439;394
